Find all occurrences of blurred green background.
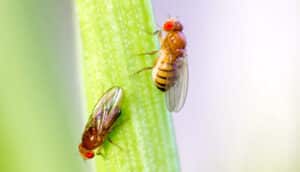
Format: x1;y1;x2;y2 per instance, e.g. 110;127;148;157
0;0;93;172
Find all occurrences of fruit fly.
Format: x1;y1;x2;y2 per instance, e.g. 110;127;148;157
136;18;188;112
78;86;123;159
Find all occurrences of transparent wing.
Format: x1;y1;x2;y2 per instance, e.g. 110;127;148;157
84;87;123;134
165;57;189;112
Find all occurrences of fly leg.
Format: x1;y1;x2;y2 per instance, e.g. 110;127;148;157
107;116;129;151
144;21;161;35
131;58;158;76
138;28;162;56
152;30;163;44
96;148;106;159
131;66;153;76
137;50;159;56
107;137;123;151
144;28;163;44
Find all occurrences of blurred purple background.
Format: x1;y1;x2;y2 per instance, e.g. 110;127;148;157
151;0;298;171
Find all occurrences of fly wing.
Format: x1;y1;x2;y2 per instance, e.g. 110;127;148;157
165;57;189;112
84;87;123;134
98;87;123;133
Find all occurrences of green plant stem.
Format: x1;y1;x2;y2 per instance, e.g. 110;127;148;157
76;0;180;171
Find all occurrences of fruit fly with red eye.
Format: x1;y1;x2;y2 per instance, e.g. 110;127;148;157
136;18;188;112
78;86;123;159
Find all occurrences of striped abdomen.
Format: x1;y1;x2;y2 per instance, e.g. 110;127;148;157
152;56;177;92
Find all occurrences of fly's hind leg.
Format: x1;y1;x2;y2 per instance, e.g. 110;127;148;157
131;58;158;77
131;66;153;76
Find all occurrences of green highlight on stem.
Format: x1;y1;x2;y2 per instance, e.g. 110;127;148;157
76;0;180;171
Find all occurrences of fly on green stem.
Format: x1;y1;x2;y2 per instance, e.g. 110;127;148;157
78;86;123;159
135;18;189;112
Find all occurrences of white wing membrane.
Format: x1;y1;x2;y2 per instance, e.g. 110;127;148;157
166;57;189;112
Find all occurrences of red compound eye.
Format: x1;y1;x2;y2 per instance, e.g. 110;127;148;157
85;152;94;159
163;21;174;31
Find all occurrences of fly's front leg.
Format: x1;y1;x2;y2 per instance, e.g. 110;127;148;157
144;28;163;44
157;30;163;44
151;30;163;44
144;29;160;36
96;148;106;159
